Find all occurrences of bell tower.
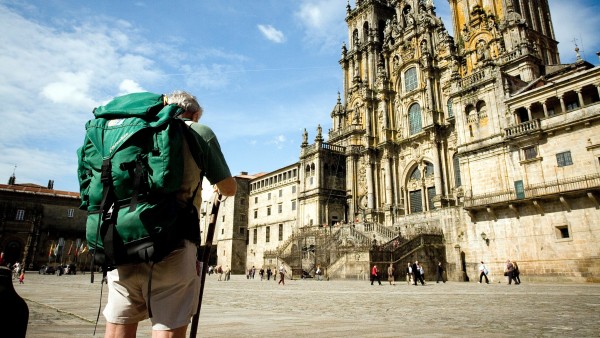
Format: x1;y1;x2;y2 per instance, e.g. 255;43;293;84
448;0;559;79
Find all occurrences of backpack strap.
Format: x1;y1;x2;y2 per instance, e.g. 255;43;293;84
182;120;204;179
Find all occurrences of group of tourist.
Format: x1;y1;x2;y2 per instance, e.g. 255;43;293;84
208;265;231;281
371;260;447;286
479;259;521;284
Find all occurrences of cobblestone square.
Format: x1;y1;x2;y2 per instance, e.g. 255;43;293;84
16;272;600;337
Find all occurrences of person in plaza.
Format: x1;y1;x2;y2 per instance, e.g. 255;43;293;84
278;264;287;285
387;264;395;285
217;265;224;281
418;262;425;282
0;251;5;267
370;264;382;285
102;91;237;338
436;261;446;283
513;261;521;284
505;260;518;285
406;262;413;285
18;270;25;284
479;261;490;284
251;266;256;279
13;262;21;280
315;265;322;281
412;261;424;285
224;266;231;281
266;267;272;280
259;267;265;280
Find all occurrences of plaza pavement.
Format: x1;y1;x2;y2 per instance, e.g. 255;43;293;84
13;271;600;337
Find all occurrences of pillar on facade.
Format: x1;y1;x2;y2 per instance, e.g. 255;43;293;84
576;90;584;108
542;101;548;117
559;95;566;114
384;156;393;206
366;154;374;210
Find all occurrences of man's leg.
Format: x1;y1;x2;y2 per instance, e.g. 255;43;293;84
151;325;188;338
105;322;138;338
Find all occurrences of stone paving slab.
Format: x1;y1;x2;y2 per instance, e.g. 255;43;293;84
13;272;600;337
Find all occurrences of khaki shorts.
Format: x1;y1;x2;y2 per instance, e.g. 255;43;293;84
103;241;200;330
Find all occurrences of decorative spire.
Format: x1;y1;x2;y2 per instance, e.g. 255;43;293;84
346;0;351;14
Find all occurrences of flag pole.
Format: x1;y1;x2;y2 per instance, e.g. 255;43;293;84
189;192;221;338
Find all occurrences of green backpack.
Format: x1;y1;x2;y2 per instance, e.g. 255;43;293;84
77;92;202;270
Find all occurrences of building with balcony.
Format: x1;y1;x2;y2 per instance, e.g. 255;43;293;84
244;0;599;282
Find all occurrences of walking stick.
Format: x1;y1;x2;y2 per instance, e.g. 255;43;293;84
189;192;221;338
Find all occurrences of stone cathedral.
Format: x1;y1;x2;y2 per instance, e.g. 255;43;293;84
225;0;600;282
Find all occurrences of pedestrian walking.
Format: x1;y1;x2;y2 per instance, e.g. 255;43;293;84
436;262;446;283
505;260;518;285
513;261;521;284
406;263;413;285
412;261;424;285
370;264;382;285
478;261;490;284
387;264;395;285
278;264;287;285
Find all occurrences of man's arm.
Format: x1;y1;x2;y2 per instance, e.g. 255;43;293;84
216;176;237;196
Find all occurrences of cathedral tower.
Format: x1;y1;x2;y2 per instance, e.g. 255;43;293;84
448;0;560;78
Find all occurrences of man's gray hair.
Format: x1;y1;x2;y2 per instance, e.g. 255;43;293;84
167;90;203;117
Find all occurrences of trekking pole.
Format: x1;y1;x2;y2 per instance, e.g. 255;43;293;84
189;192;221;338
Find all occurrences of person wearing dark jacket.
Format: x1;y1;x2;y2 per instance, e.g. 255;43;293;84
412;261;424;285
436;262;446;283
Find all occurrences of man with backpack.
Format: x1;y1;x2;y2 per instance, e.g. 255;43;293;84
86;91;237;338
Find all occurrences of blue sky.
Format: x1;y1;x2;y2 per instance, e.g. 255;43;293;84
1;0;599;194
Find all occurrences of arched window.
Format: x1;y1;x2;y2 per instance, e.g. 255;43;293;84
425;162;434;177
466;104;476;117
409;167;421;180
404;67;418;92
408;103;422;135
477;101;487;116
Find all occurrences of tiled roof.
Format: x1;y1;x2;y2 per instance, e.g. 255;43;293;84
0;184;80;199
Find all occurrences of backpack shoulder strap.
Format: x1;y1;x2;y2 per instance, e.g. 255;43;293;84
181;120;204;176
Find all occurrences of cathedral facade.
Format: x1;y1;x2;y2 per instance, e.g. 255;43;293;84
214;0;600;282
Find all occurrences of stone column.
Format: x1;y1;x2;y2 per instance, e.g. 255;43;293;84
431;139;443;198
366;154;374;210
542;101;548;117
576;90;584;108
384;154;393;206
559;95;566;114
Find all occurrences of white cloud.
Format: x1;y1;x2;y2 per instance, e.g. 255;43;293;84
270;134;287;148
258;24;286;43
295;0;346;51
0;5;170;190
118;79;145;95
